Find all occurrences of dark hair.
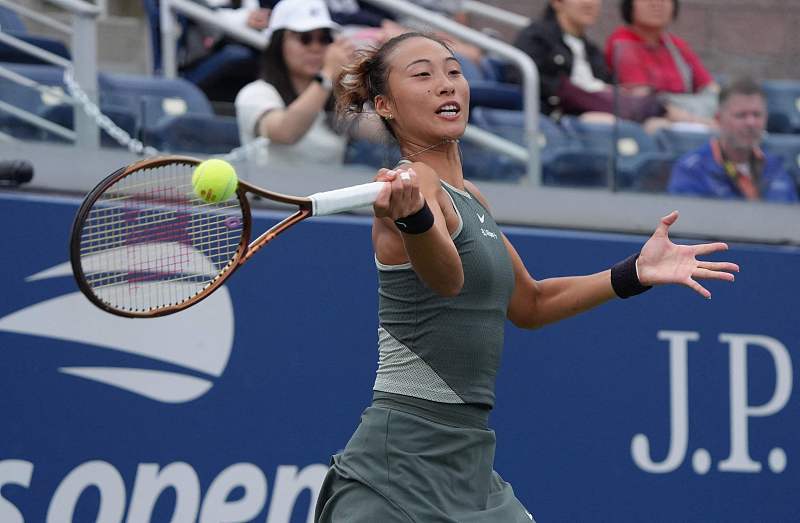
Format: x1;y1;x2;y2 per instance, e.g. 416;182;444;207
542;3;557;20
719;76;764;106
335;32;454;140
620;0;680;25
260;29;335;113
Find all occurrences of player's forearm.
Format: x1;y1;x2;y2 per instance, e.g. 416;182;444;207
403;232;464;297
514;271;616;329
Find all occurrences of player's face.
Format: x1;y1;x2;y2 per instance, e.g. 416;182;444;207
380;37;470;145
554;0;602;33
632;0;674;30
282;29;330;79
717;94;767;150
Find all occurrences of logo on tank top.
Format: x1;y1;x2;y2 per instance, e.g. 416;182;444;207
477;212;485;223
481;228;498;239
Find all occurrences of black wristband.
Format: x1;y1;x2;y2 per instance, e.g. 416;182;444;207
611;253;652;299
394;201;434;234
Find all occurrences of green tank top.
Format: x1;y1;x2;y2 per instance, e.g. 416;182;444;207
374;180;515;408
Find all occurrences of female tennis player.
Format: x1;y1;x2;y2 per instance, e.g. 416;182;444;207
314;32;738;522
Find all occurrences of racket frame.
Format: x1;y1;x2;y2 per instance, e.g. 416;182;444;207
70;155;315;318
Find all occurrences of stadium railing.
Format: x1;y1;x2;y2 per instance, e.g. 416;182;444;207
0;0;100;147
155;0;541;183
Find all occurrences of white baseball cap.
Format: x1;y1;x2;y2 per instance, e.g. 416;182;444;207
265;0;341;45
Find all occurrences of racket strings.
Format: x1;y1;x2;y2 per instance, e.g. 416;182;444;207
77;163;245;312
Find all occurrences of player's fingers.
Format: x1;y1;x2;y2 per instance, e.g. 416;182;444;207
398;169;413;209
373;182;392;217
697;261;740;272
685;278;711;299
693;242;729;256
655;210;679;236
374;168;397;183
693;267;735;282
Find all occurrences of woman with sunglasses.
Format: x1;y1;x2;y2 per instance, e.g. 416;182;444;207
235;0;354;165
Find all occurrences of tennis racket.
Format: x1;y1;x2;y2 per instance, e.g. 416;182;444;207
70;155;385;318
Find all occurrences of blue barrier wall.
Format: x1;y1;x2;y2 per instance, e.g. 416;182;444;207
1;192;797;522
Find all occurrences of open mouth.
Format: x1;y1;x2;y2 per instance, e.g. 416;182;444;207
435;102;461;117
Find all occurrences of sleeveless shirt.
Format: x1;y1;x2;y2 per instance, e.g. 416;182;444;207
373;180;515;408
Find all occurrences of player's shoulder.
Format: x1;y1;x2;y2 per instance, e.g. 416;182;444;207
463;179;492;211
397;161;442;189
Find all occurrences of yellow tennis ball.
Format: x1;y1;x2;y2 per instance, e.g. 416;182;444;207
192;159;238;203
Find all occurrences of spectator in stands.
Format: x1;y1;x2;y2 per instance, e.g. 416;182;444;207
509;0;665;124
235;0;354;165
668;77;798;203
605;0;718;128
180;0;273;103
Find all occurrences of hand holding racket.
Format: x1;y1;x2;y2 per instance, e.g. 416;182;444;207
70;156;385;318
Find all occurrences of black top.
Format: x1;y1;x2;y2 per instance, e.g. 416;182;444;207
507;17;612;115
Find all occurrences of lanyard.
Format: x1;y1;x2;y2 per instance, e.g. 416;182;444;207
711;139;763;200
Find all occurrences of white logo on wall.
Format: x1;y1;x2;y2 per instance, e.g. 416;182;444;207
0;260;235;403
631;330;793;475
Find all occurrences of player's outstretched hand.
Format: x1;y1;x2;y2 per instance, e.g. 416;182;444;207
373;167;425;221
637;211;740;299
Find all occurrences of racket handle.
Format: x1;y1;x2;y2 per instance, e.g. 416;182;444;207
309;181;388;216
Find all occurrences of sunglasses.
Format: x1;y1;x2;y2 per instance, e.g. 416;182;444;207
293;29;334;46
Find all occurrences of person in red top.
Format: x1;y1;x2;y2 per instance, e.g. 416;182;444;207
605;0;718;129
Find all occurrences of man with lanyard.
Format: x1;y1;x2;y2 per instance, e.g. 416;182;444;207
668;77;798;203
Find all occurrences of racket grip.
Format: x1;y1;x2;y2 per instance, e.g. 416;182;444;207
309;181;388;216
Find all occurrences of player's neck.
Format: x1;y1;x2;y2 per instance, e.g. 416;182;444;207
400;139;464;187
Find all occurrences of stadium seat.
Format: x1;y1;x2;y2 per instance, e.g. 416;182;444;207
98;72;215;129
0;6;71;65
0;6;26;33
762;80;800;134
469;81;523;111
37;103;139;148
344;139;401;170
0;63;69;140
763;133;800;183
143;113;241;154
470;108;612;186
479;56;510;83
542;149;611;188
561;117;673;189
654;127;713;156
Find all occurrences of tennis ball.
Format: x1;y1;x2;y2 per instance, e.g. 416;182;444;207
192;159;238;203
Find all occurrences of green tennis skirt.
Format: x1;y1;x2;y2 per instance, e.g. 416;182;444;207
314;392;535;523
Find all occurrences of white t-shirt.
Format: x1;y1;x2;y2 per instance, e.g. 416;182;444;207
234;79;347;166
562;33;606;93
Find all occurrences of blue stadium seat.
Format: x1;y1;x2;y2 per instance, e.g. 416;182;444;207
762;80;800;134
542;149;610;188
469;81;522;110
479;56;510;83
763;133;800;185
470;107;572;161
0;6;71;65
654;127;713;156
143;113;240;153
98;72;215;129
470;108;612;186
0;63;69;140
37;103;138;148
561;117;674;189
344;139;401;170
0;6;26;33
